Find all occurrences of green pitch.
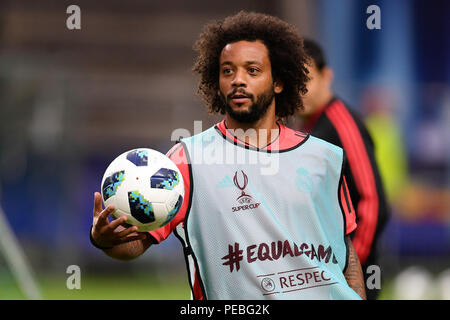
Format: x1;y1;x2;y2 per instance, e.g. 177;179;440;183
1;268;396;300
0;271;190;300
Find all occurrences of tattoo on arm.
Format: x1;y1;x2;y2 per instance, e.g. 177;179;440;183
344;236;367;300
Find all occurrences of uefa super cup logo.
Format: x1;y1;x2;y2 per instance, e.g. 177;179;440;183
233;170;252;204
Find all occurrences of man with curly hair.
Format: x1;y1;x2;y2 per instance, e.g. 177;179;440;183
90;11;366;300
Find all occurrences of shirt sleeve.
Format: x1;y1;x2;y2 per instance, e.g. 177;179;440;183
325;101;382;264
340;175;357;235
148;143;190;243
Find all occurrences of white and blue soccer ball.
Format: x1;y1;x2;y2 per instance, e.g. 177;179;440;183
101;148;184;232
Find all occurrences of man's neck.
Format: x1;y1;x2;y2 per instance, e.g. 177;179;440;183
225;103;279;148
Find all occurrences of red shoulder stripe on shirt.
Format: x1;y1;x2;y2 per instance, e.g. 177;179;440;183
340;176;357;235
325;101;378;264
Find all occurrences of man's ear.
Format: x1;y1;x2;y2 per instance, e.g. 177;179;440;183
274;79;284;94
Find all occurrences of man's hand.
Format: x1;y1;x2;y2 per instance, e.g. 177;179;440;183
91;192;148;249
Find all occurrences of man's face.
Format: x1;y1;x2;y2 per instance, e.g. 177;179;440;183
300;61;332;117
218;40;283;123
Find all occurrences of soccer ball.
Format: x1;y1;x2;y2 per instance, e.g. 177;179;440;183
101;148;184;232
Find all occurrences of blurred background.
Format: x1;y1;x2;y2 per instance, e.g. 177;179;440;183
0;0;448;299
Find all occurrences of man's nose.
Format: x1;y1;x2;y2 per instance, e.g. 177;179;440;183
231;69;247;87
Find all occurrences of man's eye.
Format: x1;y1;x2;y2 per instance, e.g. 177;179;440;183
248;67;259;74
223;68;233;74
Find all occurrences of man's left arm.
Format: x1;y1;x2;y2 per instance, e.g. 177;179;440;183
344;236;367;300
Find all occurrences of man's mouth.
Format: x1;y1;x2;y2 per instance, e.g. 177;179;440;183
229;92;251;104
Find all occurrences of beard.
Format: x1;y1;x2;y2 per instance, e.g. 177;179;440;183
219;85;275;124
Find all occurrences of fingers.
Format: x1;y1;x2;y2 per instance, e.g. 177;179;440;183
108;215;129;231
91;192;147;247
92;211;146;247
115;232;148;245
98;204;116;223
93;192;103;217
93;192;116;221
116;224;139;237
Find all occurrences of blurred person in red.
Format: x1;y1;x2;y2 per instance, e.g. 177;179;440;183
291;39;390;300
